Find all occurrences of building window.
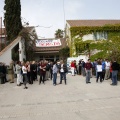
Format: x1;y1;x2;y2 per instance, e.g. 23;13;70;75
93;32;107;40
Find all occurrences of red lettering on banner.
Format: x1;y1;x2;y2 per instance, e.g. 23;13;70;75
46;42;51;46
55;42;60;46
41;43;44;46
36;40;61;47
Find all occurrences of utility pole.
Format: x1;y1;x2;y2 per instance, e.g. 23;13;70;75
0;17;2;51
4;20;7;47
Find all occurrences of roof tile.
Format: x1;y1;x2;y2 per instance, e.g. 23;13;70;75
66;20;120;27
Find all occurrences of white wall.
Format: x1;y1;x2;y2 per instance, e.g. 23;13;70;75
0;46;12;65
82;34;94;41
0;37;25;65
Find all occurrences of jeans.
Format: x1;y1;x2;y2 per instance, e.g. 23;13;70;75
53;73;57;85
40;73;45;84
96;72;102;82
112;70;118;85
71;67;75;75
60;72;66;84
82;67;86;76
86;70;91;83
102;69;105;80
105;69;110;79
23;74;28;86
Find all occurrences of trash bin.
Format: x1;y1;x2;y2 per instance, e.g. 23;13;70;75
0;73;5;84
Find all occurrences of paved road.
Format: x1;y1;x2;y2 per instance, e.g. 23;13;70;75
0;74;120;120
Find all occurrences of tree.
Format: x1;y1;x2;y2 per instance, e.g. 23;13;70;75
107;36;120;62
19;27;37;60
55;29;64;38
4;0;22;42
59;46;70;60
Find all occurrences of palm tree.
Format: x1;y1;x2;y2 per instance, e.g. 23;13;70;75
55;29;64;38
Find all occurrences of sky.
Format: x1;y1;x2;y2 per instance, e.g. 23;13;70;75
0;0;120;38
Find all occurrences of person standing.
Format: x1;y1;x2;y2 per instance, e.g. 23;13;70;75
59;60;67;85
71;61;75;76
16;61;22;86
105;59;110;80
96;61;102;83
0;62;6;84
81;60;86;76
50;62;53;80
78;60;82;75
111;59;119;86
7;61;14;83
101;59;106;81
2;63;8;83
85;59;92;84
30;61;36;84
22;62;28;89
45;61;50;80
109;61;113;80
26;61;31;84
39;61;46;85
53;61;58;86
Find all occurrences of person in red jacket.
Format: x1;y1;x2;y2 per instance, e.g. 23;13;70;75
71;61;75;76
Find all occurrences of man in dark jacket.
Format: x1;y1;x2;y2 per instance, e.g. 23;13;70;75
0;62;5;84
59;60;68;85
111;60;119;86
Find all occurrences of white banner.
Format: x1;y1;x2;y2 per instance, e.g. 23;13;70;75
36;39;61;47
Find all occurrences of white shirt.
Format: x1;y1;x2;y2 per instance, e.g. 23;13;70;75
105;62;110;70
60;64;64;72
96;65;102;72
22;66;27;74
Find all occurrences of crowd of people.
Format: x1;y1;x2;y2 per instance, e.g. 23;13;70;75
0;60;68;88
0;58;119;88
70;58;120;85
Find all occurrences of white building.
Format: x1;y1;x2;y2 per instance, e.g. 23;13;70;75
0;26;37;65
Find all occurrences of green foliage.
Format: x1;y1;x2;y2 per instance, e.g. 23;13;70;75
59;46;70;59
70;24;120;38
90;32;120;61
69;24;120;60
90;51;108;61
107;34;120;62
90;41;107;50
4;0;22;42
55;29;64;38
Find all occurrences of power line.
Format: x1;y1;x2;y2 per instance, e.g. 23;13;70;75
35;25;52;28
63;0;66;27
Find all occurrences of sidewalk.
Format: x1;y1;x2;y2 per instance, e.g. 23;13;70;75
0;74;120;120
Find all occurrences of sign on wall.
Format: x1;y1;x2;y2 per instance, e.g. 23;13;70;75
36;39;61;47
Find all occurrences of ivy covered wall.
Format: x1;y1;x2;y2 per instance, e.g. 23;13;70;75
69;24;120;61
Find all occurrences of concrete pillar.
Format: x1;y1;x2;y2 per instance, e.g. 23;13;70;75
19;40;22;62
19;39;26;62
